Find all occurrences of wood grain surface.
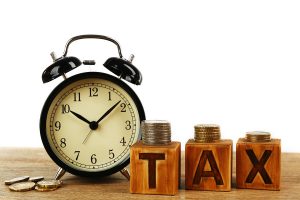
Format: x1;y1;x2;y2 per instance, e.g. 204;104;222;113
185;139;232;191
0;147;299;200
236;138;281;190
130;141;180;195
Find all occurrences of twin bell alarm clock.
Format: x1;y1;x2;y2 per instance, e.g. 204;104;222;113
40;35;146;180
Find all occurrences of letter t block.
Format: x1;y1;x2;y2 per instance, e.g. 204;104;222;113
130;141;181;195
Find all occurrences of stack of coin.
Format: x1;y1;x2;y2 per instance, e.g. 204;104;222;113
194;124;221;142
35;180;62;192
246;131;271;142
141;120;171;145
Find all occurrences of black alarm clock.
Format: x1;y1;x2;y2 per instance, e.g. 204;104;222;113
40;35;145;180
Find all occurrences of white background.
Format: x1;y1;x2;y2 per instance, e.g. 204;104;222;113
0;0;299;152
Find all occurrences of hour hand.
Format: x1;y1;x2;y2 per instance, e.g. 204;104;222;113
70;110;91;125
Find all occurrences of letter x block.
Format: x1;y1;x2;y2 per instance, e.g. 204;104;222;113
185;139;232;191
236;138;281;190
130;141;181;195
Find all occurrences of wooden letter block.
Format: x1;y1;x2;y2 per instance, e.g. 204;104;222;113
130;141;181;195
185;139;232;191
236;138;281;190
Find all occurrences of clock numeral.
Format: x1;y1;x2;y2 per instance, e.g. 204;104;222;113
89;87;98;97
91;154;97;164
120;103;126;112
109;149;115;159
60;138;66;148
62;104;70;114
125;120;131;130
73;92;81;102
108;91;112;101
54;121;61;131
74;151;80;160
120;137;126;146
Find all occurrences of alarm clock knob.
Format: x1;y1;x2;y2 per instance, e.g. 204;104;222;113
128;54;134;63
50;51;58;61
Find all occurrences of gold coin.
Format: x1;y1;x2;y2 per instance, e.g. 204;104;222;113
194;124;221;142
29;176;44;183
246;131;271;142
37;180;62;189
4;176;30;185
35;186;58;192
8;181;35;192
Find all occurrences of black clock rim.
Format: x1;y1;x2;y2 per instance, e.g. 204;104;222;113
40;72;146;177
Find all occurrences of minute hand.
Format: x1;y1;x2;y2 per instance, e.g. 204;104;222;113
96;100;121;124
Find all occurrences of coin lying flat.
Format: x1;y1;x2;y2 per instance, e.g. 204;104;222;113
8;181;35;192
4;176;30;185
36;180;62;189
35;186;58;192
29;176;44;183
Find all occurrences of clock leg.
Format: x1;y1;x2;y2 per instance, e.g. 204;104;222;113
54;167;66;180
120;168;130;180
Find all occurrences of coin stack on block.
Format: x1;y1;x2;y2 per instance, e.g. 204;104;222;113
141;120;171;145
194;124;221;142
236;131;281;190
185;124;232;191
245;131;271;142
130;120;181;195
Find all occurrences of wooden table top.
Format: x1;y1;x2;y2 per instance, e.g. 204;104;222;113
0;147;299;200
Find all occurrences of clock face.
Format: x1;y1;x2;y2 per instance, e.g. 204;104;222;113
40;72;145;176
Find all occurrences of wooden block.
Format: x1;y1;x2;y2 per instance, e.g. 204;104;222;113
185;139;232;191
130;141;181;195
236;138;281;190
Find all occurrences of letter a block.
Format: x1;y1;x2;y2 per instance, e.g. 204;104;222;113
185;139;232;191
130;141;181;195
236;138;281;190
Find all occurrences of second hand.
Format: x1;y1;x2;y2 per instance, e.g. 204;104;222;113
82;130;93;144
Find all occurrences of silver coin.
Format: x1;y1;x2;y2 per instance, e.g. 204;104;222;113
4;176;30;185
29;176;44;183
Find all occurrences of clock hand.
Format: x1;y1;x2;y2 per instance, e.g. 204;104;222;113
82;130;93;144
70;110;91;125
82;100;121;144
96;100;121;124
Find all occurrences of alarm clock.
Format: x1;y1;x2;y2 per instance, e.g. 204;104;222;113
40;35;145;180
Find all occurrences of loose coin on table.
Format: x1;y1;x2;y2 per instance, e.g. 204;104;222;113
29;176;44;183
36;179;62;191
8;181;36;192
4;176;30;185
35;186;58;192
